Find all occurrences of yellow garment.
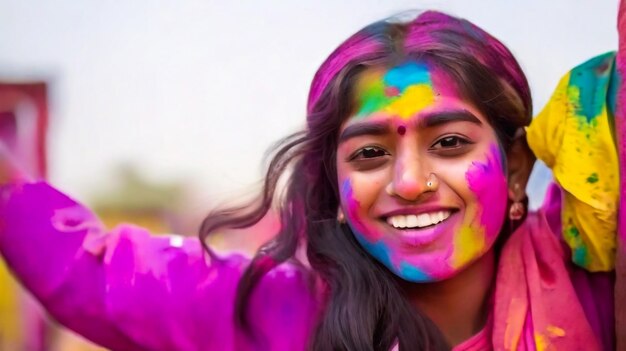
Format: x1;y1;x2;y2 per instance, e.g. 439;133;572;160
527;52;619;271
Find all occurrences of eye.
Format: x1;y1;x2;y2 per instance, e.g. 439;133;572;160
349;146;390;161
429;135;475;157
348;146;391;171
430;135;471;150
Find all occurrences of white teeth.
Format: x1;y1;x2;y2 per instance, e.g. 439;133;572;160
416;213;431;227
430;212;440;224
406;215;418;228
396;215;406;228
386;211;452;229
441;211;451;221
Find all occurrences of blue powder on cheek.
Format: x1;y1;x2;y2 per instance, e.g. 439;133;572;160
353;234;431;282
354;235;393;266
497;144;507;173
343;178;431;282
399;261;430;282
341;179;353;199
383;62;431;92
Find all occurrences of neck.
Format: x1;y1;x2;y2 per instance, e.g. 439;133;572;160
400;250;496;347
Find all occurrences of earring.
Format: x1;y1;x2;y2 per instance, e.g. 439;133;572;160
337;208;346;223
508;183;525;220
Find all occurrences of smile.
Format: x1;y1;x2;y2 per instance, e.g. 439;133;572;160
385;211;452;229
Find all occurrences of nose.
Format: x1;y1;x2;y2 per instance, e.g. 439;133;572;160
386;149;433;201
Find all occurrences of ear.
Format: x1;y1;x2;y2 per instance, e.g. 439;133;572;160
506;128;536;201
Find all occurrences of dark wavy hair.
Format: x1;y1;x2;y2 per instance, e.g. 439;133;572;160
200;10;532;351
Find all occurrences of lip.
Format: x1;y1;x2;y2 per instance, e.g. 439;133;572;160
380;209;460;247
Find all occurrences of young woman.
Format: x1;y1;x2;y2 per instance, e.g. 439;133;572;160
0;10;621;351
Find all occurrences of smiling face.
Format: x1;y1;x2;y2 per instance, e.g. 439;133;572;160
336;62;509;282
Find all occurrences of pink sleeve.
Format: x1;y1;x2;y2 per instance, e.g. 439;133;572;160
0;182;318;350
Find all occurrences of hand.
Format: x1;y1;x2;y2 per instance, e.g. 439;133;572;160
0;142;31;186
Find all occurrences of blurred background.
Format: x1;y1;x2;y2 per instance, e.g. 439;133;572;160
0;0;620;349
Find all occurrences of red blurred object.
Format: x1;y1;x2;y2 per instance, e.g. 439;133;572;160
0;82;49;351
0;82;48;178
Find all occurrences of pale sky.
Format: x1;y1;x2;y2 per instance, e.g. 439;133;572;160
0;0;620;209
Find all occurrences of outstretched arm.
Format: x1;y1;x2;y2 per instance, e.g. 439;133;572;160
0;146;318;350
0;143;250;349
0;181;248;350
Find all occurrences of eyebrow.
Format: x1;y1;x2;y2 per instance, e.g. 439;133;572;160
339;121;390;143
418;110;483;128
338;110;483;143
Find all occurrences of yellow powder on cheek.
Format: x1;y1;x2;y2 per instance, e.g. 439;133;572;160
384;84;435;120
451;223;486;269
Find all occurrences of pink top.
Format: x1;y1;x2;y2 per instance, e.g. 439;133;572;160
0;181;615;350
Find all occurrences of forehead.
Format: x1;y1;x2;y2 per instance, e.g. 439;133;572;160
352;61;463;120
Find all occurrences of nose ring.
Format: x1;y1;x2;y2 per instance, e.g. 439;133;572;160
385;173;439;196
426;173;439;190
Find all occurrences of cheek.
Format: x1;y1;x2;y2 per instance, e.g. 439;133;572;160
339;176;384;242
449;144;508;269
465;144;509;238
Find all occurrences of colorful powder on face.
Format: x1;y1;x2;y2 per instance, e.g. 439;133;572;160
386;84;435;119
383;62;431;90
340;179;359;225
341;178;376;242
399;261;429;282
341;178;431;280
356;237;393;265
385;86;400;97
451;144;508;268
353;235;431;282
350;218;432;282
451;225;486;269
356;62;436;119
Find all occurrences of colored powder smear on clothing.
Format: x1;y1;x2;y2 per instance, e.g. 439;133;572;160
546;325;566;337
356;62;435;120
534;325;566;351
527;51;619;271
564;224;590;267
568;54;612;123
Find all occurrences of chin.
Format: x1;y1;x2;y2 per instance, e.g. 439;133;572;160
389;254;482;283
